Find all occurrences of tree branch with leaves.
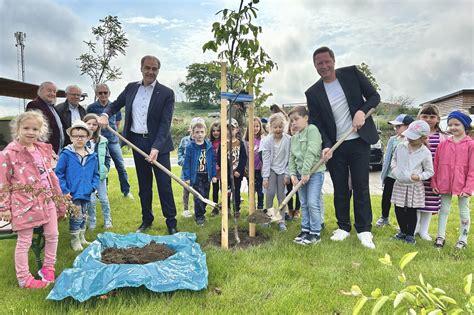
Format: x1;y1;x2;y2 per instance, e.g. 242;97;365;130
202;0;277;107
77;15;129;91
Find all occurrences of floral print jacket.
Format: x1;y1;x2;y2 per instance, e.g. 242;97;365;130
0;141;65;231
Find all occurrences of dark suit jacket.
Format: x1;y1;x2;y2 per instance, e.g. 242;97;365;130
25;97;62;153
104;81;175;154
305;65;380;149
55;101;86;147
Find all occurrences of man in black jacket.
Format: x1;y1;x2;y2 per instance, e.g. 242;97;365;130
55;85;86;147
98;55;178;235
26;81;64;154
305;46;380;249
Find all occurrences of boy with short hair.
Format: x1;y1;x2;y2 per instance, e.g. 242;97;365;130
178;117;206;218
55;120;99;251
182;121;217;226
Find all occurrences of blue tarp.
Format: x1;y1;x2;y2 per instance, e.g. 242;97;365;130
47;232;208;302
220;92;254;103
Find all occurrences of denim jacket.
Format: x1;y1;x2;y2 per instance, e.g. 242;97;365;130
380;135;402;182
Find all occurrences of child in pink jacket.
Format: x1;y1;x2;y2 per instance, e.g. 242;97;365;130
431;111;474;249
0;111;66;289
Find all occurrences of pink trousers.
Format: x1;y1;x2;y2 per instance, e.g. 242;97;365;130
15;204;58;286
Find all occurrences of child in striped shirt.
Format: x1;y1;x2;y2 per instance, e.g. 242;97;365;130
415;104;446;240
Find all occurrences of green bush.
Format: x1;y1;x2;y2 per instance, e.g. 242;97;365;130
344;252;474;314
172;120;191;148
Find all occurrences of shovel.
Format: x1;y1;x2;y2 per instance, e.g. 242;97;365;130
107;126;220;211
248;108;376;224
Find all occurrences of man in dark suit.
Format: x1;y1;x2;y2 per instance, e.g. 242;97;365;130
26;81;64;154
55;85;86;147
305;46;380;249
98;55;178;234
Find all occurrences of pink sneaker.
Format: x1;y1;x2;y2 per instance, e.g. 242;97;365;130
38;267;55;283
22;277;49;289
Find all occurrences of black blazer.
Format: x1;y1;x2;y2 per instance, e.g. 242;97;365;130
105;81;175;154
305;65;380;149
26;97;62;154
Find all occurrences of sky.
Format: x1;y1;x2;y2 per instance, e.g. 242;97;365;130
0;0;473;116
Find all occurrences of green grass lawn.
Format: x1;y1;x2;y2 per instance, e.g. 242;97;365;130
0;167;472;314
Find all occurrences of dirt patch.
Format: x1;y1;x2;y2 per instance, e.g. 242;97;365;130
101;241;176;264
207;229;269;248
247;211;272;224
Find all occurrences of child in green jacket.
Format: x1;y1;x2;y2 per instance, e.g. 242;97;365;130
288;106;325;245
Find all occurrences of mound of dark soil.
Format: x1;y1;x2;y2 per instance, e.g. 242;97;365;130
101;241;175;264
247;211;272;224
207;229;269;248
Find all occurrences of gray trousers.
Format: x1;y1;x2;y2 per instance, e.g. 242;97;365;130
265;170;287;223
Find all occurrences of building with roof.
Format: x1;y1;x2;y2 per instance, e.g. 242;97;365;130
420;89;474;116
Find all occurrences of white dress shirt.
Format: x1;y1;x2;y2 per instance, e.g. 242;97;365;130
69;102;82;124
131;81;156;134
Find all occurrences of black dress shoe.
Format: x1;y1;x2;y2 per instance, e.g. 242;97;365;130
168;227;178;235
136;223;152;233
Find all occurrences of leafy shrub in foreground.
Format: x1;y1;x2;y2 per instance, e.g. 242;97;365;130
342;252;473;314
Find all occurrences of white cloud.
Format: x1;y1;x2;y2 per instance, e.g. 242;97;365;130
123;16;169;26
1;0;472;118
257;0;473;106
0;0;92;116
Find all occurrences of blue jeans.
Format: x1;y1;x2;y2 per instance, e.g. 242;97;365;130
69;200;89;232
87;179;112;228
108;141;130;195
298;172;324;235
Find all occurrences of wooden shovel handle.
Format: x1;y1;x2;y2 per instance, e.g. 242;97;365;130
106;126;218;208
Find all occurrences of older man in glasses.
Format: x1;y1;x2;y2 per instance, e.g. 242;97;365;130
55;85;86;147
87;83;133;199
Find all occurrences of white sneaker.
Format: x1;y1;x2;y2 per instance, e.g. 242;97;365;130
419;233;432;241
124;192;134;200
330;229;350;241
182;210;192;218
357;232;376;249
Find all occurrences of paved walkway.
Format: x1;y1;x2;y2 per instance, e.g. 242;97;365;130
118;158;383;195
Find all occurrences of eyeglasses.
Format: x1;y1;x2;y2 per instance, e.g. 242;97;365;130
68;93;81;97
97;91;109;95
71;135;87;139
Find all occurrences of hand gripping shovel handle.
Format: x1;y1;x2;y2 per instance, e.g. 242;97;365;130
277;108;376;212
106;126;219;209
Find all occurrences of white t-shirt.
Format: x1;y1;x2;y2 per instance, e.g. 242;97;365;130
324;79;359;141
271;138;287;174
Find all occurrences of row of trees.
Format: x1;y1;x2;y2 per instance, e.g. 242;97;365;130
179;60;388;109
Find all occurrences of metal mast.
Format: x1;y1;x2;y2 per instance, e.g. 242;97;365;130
14;31;26;110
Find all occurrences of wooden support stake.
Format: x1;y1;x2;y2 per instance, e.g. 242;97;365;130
248;84;256;237
220;62;228;249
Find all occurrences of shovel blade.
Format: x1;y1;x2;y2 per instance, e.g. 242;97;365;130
266;208;282;222
247;208;282;224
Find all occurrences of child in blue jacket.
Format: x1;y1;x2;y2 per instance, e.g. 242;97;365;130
178;117;206;219
182;121;217;226
55;120;99;251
